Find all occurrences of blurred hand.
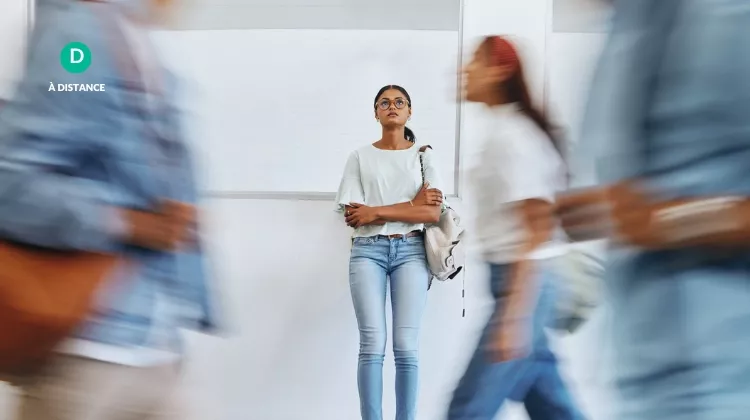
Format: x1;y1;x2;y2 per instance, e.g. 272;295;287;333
557;183;662;245
346;203;380;228
556;187;611;242
487;318;531;363
122;199;195;250
557;182;750;249
413;182;443;206
486;260;533;363
606;183;663;248
163;200;198;246
607;183;750;249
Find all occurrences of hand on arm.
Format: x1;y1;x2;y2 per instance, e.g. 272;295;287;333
344;205;385;227
344;183;443;228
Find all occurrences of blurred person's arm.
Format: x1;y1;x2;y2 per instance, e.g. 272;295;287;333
504;200;556;317
158;72;223;334
562;183;750;250
486;144;558;361
487;198;555;362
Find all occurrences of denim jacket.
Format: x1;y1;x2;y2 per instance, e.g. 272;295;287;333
0;1;220;348
577;0;750;416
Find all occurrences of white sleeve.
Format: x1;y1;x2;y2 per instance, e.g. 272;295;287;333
334;151;365;212
503;148;560;204
421;147;449;209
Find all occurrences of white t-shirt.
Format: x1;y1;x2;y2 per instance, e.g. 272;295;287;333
335;142;446;237
470;103;567;263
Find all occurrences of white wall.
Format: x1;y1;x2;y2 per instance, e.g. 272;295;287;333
155;29;461;195
0;1;614;419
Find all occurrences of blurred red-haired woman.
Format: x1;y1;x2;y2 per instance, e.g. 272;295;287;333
446;36;584;420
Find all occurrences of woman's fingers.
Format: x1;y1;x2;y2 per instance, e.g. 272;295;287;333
346;206;364;227
425;188;443;205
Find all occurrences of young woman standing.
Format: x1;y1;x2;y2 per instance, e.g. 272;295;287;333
446;37;585;420
335;85;445;420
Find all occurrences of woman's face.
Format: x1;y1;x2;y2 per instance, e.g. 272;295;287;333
463;44;513;103
121;0;177;24
374;89;411;128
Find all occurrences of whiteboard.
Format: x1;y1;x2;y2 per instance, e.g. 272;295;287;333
152;29;460;196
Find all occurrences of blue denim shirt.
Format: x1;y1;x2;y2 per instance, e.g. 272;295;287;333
577;0;750;416
0;2;220;348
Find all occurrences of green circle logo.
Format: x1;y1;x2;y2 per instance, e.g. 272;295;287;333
60;42;91;73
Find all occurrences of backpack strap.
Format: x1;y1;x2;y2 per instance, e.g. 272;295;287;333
416;145;465;316
418;145;432;184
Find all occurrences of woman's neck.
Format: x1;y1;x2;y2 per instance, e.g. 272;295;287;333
483;87;509;106
377;128;410;150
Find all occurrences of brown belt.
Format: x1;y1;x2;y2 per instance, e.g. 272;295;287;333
384;230;423;240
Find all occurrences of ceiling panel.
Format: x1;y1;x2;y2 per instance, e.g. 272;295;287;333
168;0;461;31
552;0;611;33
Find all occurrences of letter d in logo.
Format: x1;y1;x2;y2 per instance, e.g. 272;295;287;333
61;42;91;73
70;48;84;64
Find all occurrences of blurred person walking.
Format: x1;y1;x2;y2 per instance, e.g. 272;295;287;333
558;0;750;419
0;0;221;418
446;36;585;420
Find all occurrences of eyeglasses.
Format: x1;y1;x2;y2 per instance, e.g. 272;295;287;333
376;98;409;110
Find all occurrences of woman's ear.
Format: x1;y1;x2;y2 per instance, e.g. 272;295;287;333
498;64;516;81
489;64;515;83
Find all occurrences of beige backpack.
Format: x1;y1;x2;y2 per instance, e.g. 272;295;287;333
419;146;467;315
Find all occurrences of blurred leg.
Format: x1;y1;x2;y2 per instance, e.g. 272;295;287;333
448;333;535;420
447;263;534;420
523;362;585;420
15;356;180;420
523;266;585;420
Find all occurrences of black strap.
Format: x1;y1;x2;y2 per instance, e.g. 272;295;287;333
418;145;430;184
418;146;432;291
